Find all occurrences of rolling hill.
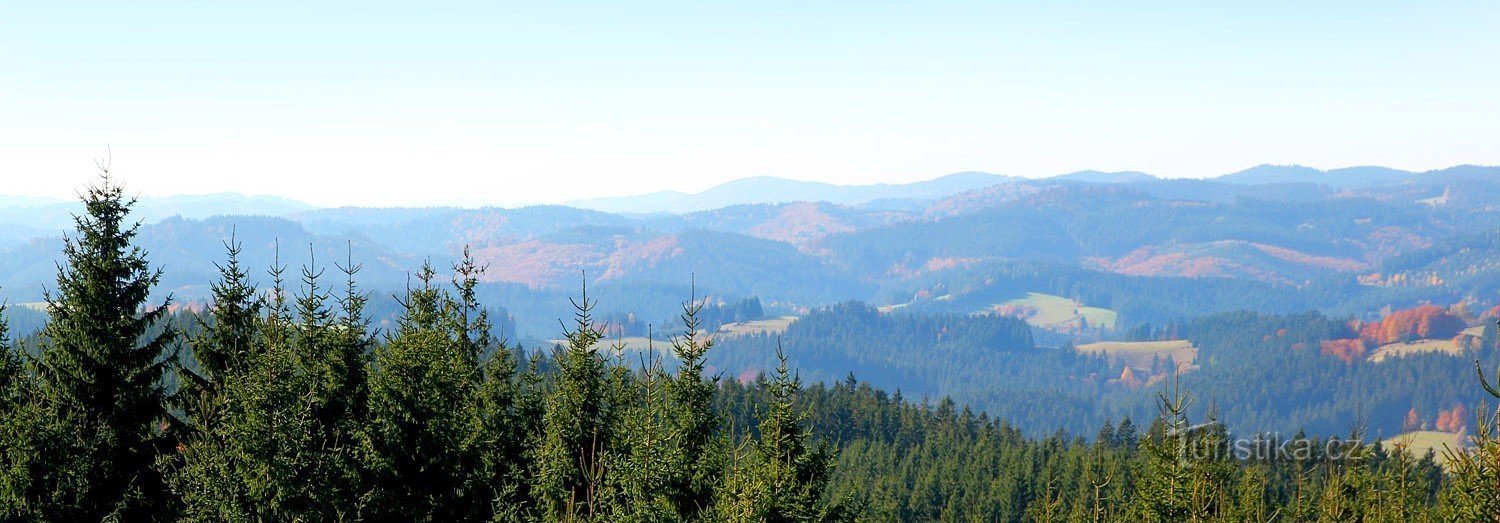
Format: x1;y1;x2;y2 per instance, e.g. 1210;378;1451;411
2;164;1500;339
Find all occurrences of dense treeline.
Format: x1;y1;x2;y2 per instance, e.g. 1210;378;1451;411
721;377;1463;521
3;178;1500;521
1171;311;1500;436
713;303;1500;439
0;177;849;521
889;259;1311;327
710;303;1117;434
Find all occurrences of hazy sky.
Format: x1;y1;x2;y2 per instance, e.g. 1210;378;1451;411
2;1;1497;207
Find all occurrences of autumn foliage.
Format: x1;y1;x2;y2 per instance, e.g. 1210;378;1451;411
1319;338;1368;364
1436;403;1469;434
1357;305;1466;346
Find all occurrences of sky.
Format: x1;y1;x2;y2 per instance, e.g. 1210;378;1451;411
2;1;1498;207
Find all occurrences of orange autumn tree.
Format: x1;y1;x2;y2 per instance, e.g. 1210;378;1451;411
1319;338;1368;364
1358;305;1466;345
1435;403;1469;434
1404;408;1421;431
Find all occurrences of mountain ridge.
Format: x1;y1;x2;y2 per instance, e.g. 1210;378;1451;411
566;171;1015;214
5;165;1497;220
567;164;1500;214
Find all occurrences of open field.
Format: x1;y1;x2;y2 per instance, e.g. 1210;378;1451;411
1367;338;1464;363
1076;340;1196;370
997;292;1117;330
715;315;797;338
1382;431;1463;467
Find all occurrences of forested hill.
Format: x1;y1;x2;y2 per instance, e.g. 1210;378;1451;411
3;165;1500;339
705;303;1500;439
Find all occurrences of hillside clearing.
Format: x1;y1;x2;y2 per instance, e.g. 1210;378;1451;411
1367;338;1464;363
1076;340;1196;370
1382;431;1463;467
993;292;1116;330
715;315;797;338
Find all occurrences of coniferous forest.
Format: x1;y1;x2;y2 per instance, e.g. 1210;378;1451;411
4;179;1500;522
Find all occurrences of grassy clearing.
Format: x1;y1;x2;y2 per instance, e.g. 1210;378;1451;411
997;292;1116;330
1382;431;1463;467
1076;340;1196;369
1367;338;1464;363
715;315;797;338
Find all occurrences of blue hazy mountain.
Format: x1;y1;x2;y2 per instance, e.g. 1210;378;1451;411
567;171;1014;214
1051;170;1157;183
1214;164;1421;187
572;164;1500;213
1;163;1498;337
0;193;315;245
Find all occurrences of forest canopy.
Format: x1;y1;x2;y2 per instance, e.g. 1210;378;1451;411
1;177;1499;521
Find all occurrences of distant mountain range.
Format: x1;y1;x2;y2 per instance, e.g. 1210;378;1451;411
566;164;1494;214
0;193;312;242
1051;170;1158;184
3;165;1485;228
2;164;1498;338
1215;165;1419;187
566;171;1015;214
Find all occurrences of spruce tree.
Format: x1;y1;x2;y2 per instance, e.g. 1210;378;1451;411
663;288;727;520
1070;444;1118;523
0;304;17;410
0;368;53;521
450;246;493;364
716;342;844;522
536;281;616;520
174;243;302;520
169;236;262;520
604;344;674;522
1184;410;1232;520
471;348;546;520
0;302;49;521
1229;465;1271;522
1316;440;1376;522
1134;376;1194;522
453;248;537;518
287;247;371;516
1439;360;1500;520
327;245;374;431
226;270;327;521
23;173;176;520
469;346;533;519
1375;437;1440;522
362;262;482;520
175;233;260;434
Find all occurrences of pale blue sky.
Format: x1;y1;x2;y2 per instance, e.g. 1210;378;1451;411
2;1;1497;207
